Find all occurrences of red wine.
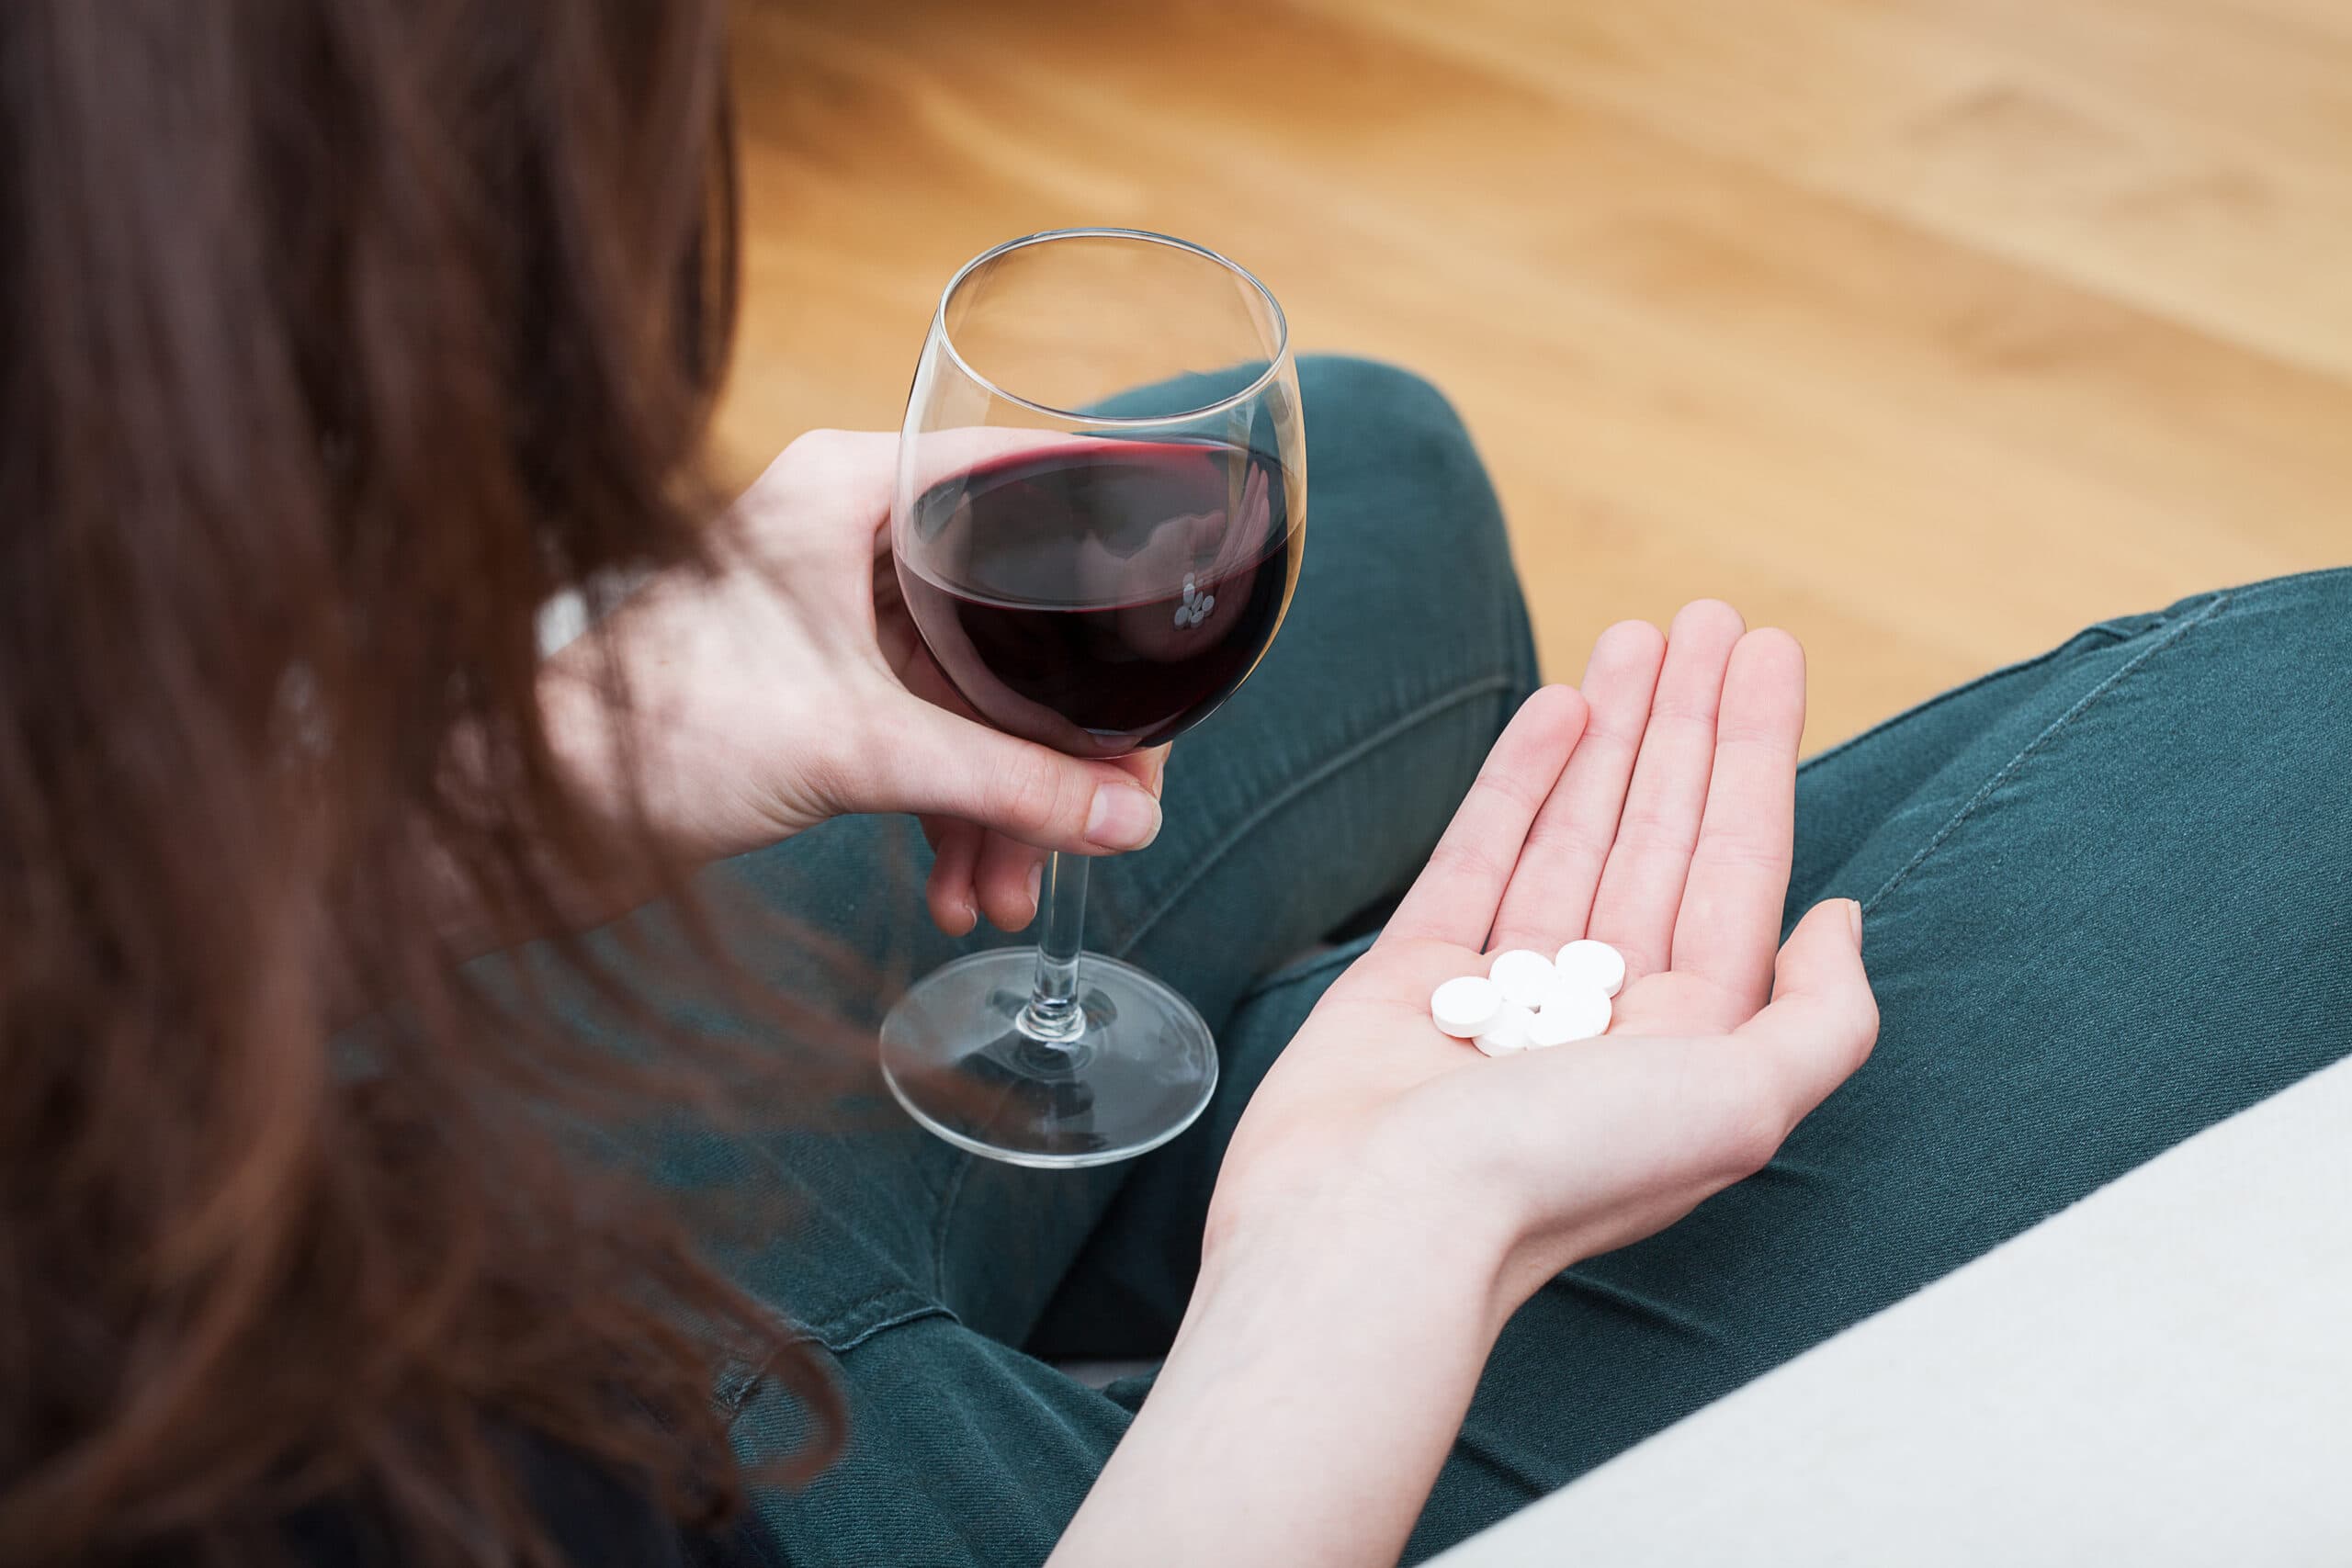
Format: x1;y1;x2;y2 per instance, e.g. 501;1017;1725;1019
897;439;1301;753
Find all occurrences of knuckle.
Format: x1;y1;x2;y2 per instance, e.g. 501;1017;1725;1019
1424;833;1509;894
1001;752;1078;836
1690;831;1788;876
781;426;854;469
1471;763;1548;819
1713;716;1794;750
769;428;879;502
1519;813;1606;865
1644;698;1723;728
1612;804;1696;859
1578;717;1645;758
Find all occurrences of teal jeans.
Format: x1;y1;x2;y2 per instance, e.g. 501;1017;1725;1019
649;359;2352;1563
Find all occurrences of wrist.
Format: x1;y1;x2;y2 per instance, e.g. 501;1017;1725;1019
537;622;784;867
1059;1195;1510;1568
1198;1166;1524;1348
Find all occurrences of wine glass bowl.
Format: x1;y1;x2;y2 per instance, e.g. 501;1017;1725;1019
880;230;1305;1168
895;435;1299;755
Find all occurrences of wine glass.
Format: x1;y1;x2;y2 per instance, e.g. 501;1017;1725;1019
881;228;1306;1168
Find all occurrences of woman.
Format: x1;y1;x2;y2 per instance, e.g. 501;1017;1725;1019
6;5;2346;1566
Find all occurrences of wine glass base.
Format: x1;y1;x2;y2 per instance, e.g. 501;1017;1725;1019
879;948;1218;1168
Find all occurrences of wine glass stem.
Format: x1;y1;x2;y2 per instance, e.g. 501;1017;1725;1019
1015;852;1091;1046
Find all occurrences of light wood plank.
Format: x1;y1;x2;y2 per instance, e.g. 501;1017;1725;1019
719;0;2352;750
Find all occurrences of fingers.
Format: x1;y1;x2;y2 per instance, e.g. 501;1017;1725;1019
1737;898;1878;1117
976;744;1165;930
1382;685;1588;950
1585;600;1747;978
1487;620;1666;953
850;695;1162;858
1668;629;1806;1020
972;833;1045;931
925;821;984;935
744;426;1067;551
932;745;1169;934
893;426;1082;516
1128;745;1170;797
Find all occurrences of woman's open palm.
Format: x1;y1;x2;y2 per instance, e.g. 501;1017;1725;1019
1211;602;1878;1297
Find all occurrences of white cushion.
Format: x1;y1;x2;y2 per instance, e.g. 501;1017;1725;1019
1435;1054;2352;1566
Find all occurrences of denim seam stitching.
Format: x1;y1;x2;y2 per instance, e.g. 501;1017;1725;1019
1799;626;2133;779
931;671;1522;1299
782;1292;960;1360
820;1298;958;1355
1859;592;2232;915
933;1143;970;1302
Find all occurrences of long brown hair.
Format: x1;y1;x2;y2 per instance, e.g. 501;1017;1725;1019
0;3;841;1562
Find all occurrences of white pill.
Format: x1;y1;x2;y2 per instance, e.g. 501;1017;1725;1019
1430;975;1503;1038
1554;939;1626;998
1487;948;1555;1010
1531;986;1611;1046
1475;1002;1534;1056
1538;968;1601;1015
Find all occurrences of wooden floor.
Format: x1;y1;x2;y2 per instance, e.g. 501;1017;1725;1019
719;0;2352;750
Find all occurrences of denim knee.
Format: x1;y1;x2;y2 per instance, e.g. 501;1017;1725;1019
1292;355;1530;678
1296;356;1500;535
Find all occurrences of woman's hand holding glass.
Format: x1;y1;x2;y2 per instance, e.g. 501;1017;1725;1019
539;429;1168;929
551;220;1308;1173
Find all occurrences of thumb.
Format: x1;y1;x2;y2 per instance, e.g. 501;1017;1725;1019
851;697;1164;854
1738;898;1879;1113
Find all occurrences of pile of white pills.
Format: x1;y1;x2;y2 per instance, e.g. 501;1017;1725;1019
1430;940;1625;1057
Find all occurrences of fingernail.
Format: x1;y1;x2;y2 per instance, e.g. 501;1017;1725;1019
1086;784;1162;852
1025;861;1044;914
1845;898;1864;947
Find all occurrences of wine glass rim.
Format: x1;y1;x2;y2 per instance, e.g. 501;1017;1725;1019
933;227;1293;429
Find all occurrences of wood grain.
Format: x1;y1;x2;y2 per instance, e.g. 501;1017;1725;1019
718;0;2352;749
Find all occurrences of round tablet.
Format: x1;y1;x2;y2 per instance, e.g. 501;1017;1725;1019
1531;986;1611;1046
1554;939;1626;998
1430;975;1502;1039
1487;948;1555;1010
1539;968;1605;1016
1475;1002;1533;1057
